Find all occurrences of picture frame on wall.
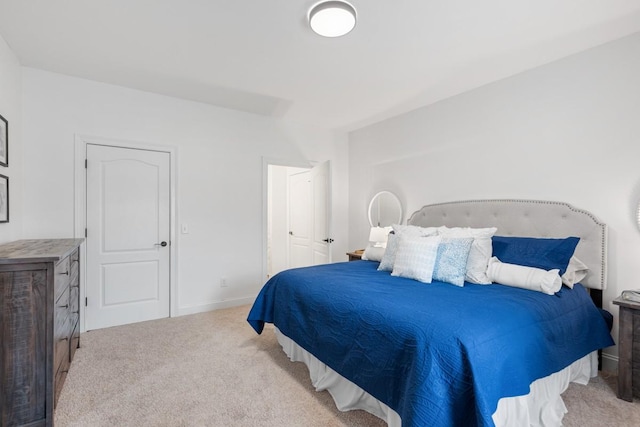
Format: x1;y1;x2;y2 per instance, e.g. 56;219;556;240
0;113;7;167
0;174;7;223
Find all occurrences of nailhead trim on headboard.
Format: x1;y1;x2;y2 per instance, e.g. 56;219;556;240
407;199;607;291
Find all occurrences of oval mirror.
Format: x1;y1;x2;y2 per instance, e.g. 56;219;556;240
368;191;403;227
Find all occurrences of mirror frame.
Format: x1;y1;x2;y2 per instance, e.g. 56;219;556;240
368;191;403;227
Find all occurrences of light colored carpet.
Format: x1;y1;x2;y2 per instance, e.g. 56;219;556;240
55;305;640;427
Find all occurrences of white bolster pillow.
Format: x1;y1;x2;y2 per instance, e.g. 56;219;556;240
486;257;562;295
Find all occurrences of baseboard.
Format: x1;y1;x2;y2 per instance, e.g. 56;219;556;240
601;352;618;374
178;296;255;316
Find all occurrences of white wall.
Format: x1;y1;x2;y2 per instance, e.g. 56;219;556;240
20;68;349;316
349;31;640;367
0;34;22;243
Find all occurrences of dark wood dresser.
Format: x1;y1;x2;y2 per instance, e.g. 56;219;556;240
0;239;83;426
613;295;640;402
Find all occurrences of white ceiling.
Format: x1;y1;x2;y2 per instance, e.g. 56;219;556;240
1;1;640;131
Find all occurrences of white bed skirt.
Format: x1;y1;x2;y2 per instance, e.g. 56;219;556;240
274;327;598;427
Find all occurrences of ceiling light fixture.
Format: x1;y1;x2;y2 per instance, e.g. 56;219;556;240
308;1;357;38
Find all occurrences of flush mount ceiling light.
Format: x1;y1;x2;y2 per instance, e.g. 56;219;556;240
308;1;357;38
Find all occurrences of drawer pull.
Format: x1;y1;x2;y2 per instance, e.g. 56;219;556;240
58;304;69;309
59;271;69;276
73;310;79;314
59;337;69;342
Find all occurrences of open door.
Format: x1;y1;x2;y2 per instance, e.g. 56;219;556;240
283;161;332;271
265;161;332;277
288;169;312;268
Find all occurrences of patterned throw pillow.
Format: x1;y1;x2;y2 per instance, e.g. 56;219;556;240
378;224;438;272
437;226;498;284
378;232;399;272
391;234;442;283
432;238;474;287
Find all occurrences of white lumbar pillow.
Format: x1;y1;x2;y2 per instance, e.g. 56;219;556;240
486;257;562;295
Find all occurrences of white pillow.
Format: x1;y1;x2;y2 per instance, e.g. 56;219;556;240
378;224;438;272
394;224;439;237
438;226;498;284
486;257;562;295
361;245;385;262
391;234;442;283
561;256;589;289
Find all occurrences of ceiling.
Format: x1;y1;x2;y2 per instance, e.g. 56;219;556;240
1;1;639;131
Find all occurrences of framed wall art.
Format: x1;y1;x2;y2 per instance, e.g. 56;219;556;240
0;114;7;167
0;174;7;222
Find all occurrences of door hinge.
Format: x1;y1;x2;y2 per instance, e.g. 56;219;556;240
85;228;87;238
85;159;87;168
85;297;88;307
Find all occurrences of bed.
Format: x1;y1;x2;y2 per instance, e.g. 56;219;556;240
247;199;615;426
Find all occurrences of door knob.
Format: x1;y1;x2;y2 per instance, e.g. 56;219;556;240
323;238;334;243
155;241;168;247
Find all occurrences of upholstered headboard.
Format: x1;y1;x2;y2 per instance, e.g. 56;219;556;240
407;199;607;292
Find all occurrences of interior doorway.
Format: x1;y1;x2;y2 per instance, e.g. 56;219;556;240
266;161;332;278
74;135;177;333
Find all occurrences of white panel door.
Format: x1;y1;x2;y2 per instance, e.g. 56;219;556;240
86;144;170;330
286;161;332;269
311;161;331;264
288;170;312;268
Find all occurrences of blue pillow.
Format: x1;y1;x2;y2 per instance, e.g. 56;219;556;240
491;236;579;276
433;237;474;287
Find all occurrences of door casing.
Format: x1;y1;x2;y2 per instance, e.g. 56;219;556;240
74;134;178;333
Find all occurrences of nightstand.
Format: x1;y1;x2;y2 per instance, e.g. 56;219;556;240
613;296;640;401
346;249;364;261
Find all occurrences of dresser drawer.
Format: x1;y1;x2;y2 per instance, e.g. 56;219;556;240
70;247;79;264
54;314;72;373
54;255;71;301
54;284;70;329
70;281;79;317
70;319;80;362
54;349;71;408
70;248;79;282
54;284;72;375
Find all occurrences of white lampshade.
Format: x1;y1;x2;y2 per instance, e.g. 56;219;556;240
308;1;357;38
368;226;389;247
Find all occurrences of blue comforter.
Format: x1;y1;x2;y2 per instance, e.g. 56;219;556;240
247;261;614;426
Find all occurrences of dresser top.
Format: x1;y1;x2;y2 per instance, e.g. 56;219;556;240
0;239;84;263
613;296;640;310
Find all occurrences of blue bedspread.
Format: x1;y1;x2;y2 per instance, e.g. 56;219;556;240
247;261;614;426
